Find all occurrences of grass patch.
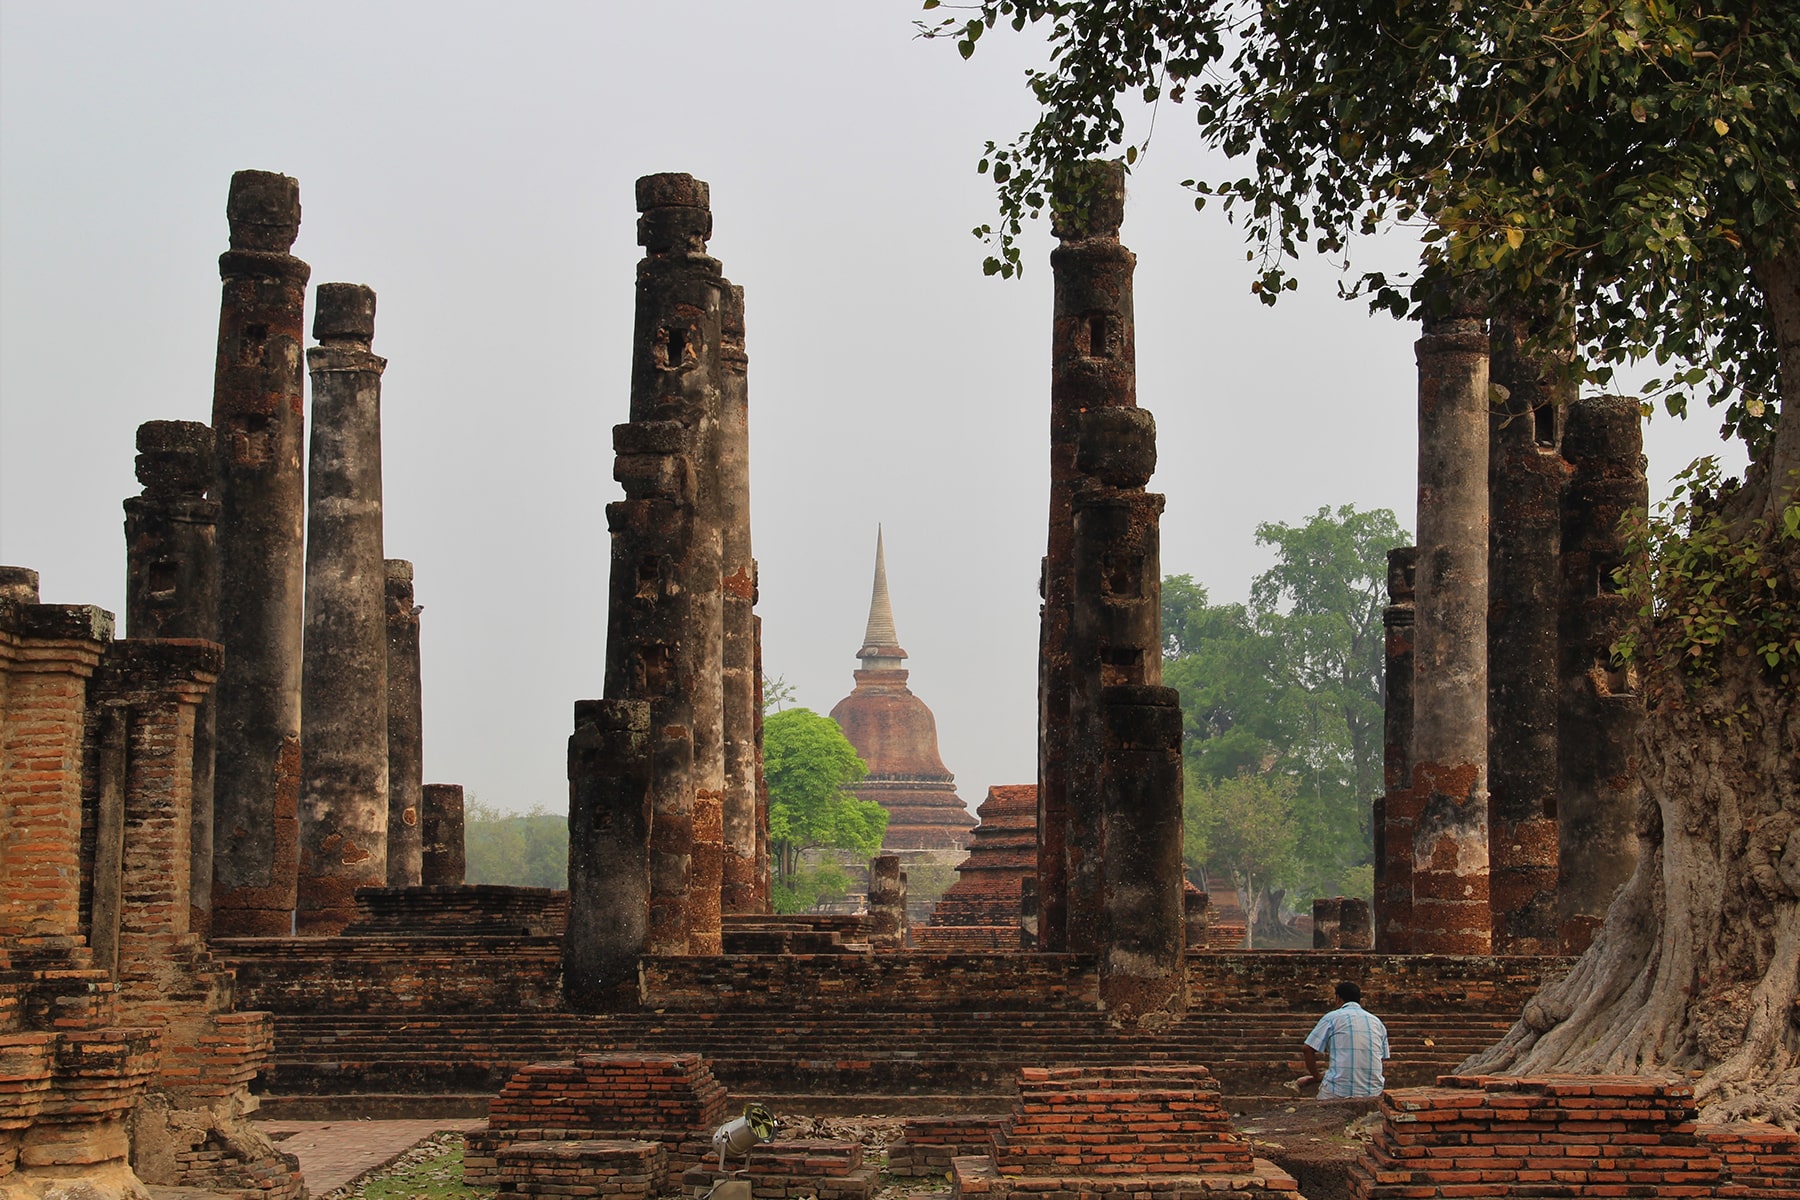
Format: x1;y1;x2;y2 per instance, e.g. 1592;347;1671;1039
326;1133;494;1200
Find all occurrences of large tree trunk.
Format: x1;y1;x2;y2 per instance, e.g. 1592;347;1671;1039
1466;250;1800;1129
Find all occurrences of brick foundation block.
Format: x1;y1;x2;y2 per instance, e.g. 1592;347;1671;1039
495;1138;667;1197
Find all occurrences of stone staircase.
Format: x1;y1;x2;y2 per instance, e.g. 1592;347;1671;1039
256;1007;1512;1116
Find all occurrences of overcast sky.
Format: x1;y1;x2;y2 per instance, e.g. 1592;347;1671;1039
0;4;1742;817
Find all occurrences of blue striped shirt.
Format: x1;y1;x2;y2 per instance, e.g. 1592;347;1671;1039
1305;1001;1390;1098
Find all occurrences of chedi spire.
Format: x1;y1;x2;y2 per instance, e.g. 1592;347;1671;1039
830;531;973;851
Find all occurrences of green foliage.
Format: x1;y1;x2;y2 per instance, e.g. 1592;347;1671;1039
1184;772;1300;906
1163;506;1407;899
771;861;853;915
464;799;568;889
761;671;796;715
932;0;1797;450
763;707;886;884
1617;457;1800;686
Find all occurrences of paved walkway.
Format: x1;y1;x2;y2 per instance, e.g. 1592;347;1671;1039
256;1117;485;1195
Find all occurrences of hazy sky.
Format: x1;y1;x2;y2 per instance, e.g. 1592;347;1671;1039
0;4;1741;816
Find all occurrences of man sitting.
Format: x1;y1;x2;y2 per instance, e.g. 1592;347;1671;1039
1302;980;1390;1099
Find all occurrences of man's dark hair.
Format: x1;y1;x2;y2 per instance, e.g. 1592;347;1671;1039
1335;981;1362;1003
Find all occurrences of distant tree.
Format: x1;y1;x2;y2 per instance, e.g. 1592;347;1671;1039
1162;506;1406;899
760;672;796;715
464;799;569;889
1185;772;1300;947
763;708;886;894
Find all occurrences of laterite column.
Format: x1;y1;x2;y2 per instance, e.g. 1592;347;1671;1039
385;559;424;886
208;169;309;938
1486;315;1569;954
1556;394;1646;952
1373;547;1416;952
1040;159;1135;953
297;283;389;934
420;784;466;886
1409;296;1492;954
123;420;221;936
718;283;762;915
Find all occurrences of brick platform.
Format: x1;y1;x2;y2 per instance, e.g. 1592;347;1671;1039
495;1138;665;1198
1349;1074;1800;1199
950;1064;1300;1198
681;1138;877;1199
466;1053;727;1186
886;1114;1006;1176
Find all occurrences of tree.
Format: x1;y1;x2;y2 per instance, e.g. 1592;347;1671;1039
464;799;569;889
1185;772;1301;948
1163;505;1406;899
945;0;1800;1124
762;707;887;909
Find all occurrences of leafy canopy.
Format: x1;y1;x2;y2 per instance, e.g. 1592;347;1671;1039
762;707;886;882
930;0;1798;453
1163;504;1407;899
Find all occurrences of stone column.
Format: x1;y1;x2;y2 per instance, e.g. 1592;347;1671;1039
1486;316;1570;954
718;283;761;916
209;169;309;938
1557;394;1646;952
86;640;222;999
420;783;466;886
1374;547;1417;952
123;420;221;937
1338;897;1373;949
566;699;653;1009
599;172;726;956
1040;159;1134;953
1409;297;1492;955
867;854;907;951
385;559;424;886
297;283;389;934
1069;403;1185;1022
1312;898;1343;949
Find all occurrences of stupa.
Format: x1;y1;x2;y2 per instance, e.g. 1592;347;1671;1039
829;531;975;851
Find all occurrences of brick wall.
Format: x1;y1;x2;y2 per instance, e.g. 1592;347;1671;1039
1350;1074;1800;1199
1186;951;1569;1012
641;953;1101;1011
218;935;567;1012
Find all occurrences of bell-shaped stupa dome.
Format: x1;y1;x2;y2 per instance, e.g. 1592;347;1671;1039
828;530;974;850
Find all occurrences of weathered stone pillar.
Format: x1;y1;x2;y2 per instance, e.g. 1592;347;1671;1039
1339;896;1373;949
754;612;771;912
1182;888;1210;949
867;854;907;951
385;559;424;886
718;284;761;916
209;169;308;938
1312;897;1343;949
1069;402;1185;1022
1374;547;1417;952
123;420;221;937
1557;394;1646;952
565;699;653;1009
600;172;726;956
1040;159;1134;953
420;783;466;886
1487;316;1570;954
297;283;389;935
1409;296;1492;955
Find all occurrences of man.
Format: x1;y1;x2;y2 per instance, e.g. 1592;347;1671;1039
1302;980;1390;1099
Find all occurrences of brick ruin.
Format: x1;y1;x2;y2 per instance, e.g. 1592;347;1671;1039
4;161;1794;1198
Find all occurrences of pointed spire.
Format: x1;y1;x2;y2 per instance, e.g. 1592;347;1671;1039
857;525;907;665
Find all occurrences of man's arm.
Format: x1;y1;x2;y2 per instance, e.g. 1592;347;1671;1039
1302;1044;1322;1084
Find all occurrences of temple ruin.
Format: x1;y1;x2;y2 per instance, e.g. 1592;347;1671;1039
1;162;1790;1200
828;531;975;852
